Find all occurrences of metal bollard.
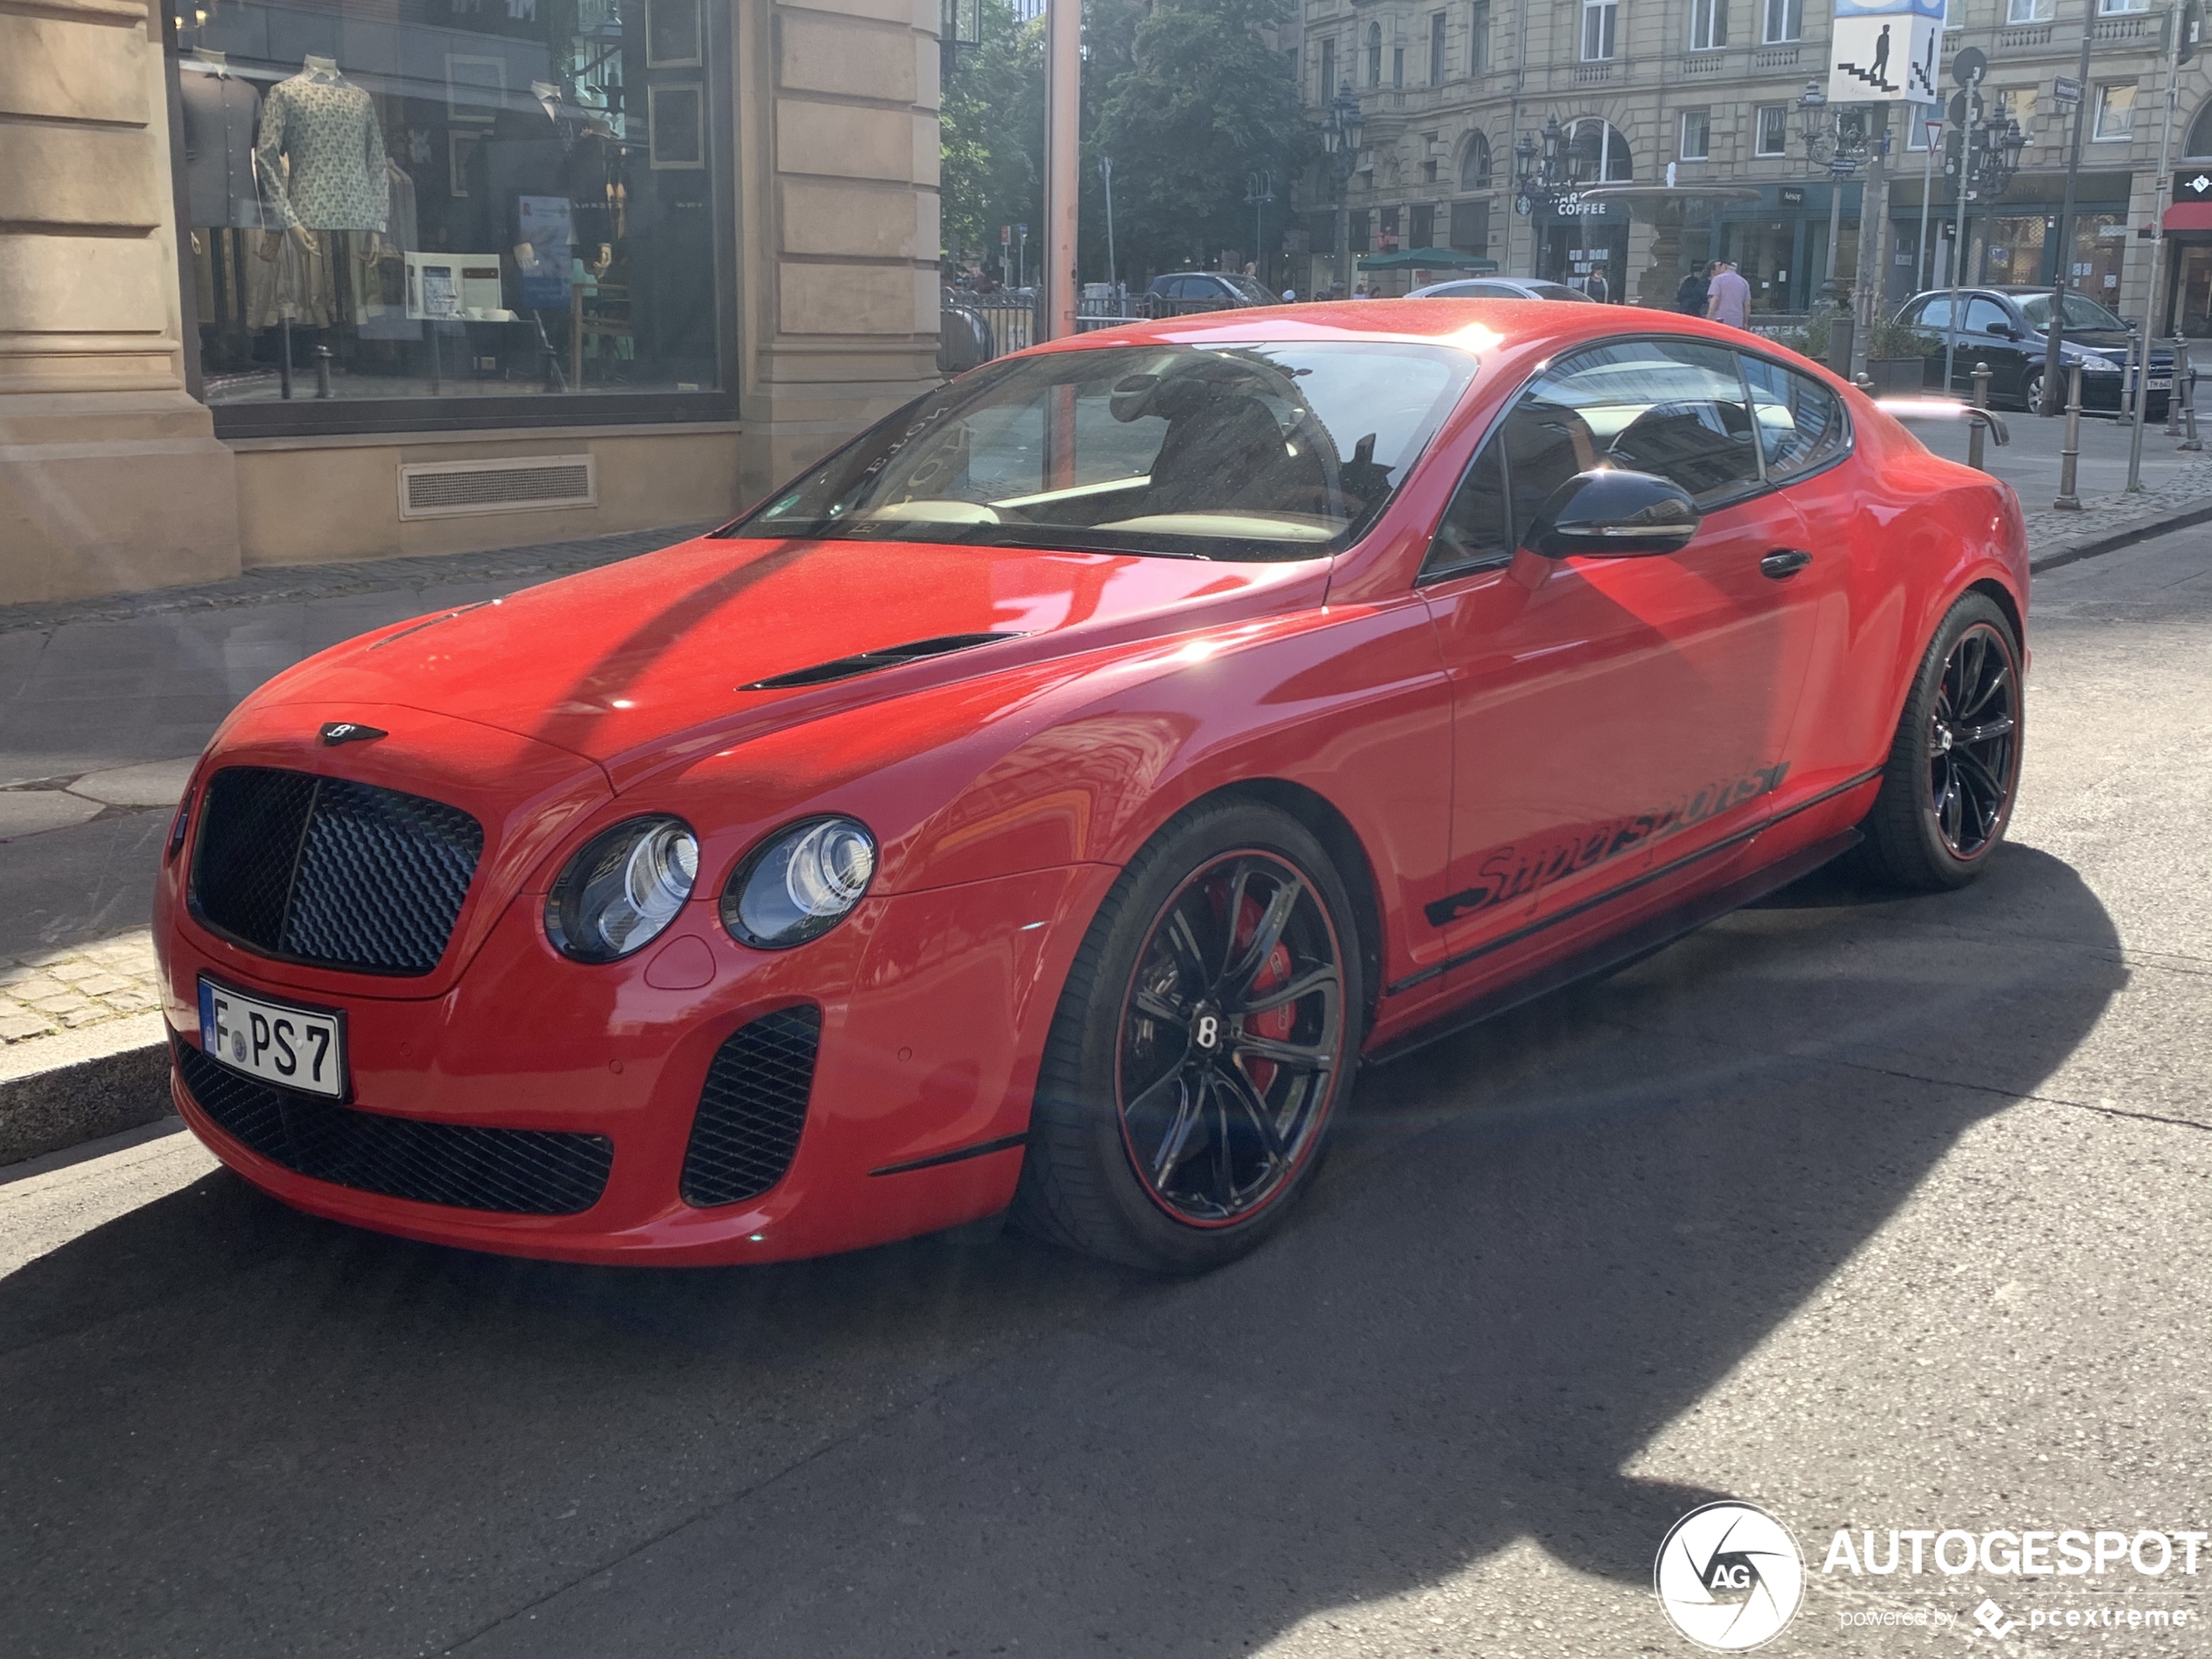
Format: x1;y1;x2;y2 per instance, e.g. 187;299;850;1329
1969;361;1992;471
2168;336;2186;436
313;342;334;400
2180;341;2202;452
2054;360;2084;510
2115;333;2137;427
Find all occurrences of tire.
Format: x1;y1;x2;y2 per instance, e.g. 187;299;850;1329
1856;591;2023;891
1011;799;1365;1273
2022;370;2045;415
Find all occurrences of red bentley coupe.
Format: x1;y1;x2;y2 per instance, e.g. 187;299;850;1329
153;302;2027;1272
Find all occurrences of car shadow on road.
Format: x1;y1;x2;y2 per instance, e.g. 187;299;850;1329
0;845;2121;1658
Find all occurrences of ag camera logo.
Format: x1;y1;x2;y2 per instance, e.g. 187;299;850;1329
1655;1501;1806;1651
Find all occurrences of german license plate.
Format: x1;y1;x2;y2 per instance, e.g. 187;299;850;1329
198;977;347;1098
2148;376;2173;391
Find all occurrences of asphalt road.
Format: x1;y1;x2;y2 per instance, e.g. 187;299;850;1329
3;524;2210;1658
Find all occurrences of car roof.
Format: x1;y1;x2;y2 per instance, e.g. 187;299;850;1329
1019;297;1815;362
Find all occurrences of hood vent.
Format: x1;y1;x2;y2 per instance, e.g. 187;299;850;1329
741;632;1025;691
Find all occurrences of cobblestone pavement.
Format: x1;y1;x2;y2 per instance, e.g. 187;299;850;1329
0;933;160;1042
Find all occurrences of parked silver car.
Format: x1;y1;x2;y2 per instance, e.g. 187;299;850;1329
1407;277;1596;302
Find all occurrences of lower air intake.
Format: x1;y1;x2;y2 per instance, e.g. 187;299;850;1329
175;1037;613;1216
680;1007;820;1207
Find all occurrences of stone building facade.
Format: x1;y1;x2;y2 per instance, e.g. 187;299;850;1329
1;0;945;605
1293;0;2212;332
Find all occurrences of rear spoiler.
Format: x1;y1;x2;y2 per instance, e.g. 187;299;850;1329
1871;398;2010;447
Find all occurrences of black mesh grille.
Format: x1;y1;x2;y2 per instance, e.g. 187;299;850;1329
175;1037;612;1215
191;766;484;975
681;1008;820;1207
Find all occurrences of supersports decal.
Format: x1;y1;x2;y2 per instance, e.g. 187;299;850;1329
1424;761;1791;927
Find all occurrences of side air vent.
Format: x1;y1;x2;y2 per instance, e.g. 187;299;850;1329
398;455;596;520
740;632;1024;691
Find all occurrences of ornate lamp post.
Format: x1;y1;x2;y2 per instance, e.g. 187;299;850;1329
1797;79;1878;309
1321;82;1364;298
1939;89;2027;391
1513;115;1575;278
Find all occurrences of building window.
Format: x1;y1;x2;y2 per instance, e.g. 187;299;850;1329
2188;98;2212;157
1350;207;1371;252
1320;37;1336;98
1472;0;1492;70
1582;0;1618;60
1460;131;1493;188
1393;46;1406;85
1288;46;1301;79
1690;0;1730;49
172;0;726;427
1995;87;2038;139
1448;198;1491;256
1367;24;1384;85
2007;0;2056;20
1411;204;1435;246
1756;105;1790;155
1430;11;1447;84
2094;83;2136;140
1567;118;1634;181
1905;104;1938;147
1376;206;1398;249
1681;109;1712;159
1763;0;1801;43
2099;0;2148;11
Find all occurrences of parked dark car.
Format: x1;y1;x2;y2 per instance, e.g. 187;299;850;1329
1895;287;2172;416
1142;273;1278;316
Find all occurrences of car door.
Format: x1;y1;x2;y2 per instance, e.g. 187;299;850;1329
1960;295;2031;402
1417;337;1820;964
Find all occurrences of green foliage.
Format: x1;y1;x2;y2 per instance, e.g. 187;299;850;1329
1866;311;1938;360
1092;0;1313;275
940;0;1042;266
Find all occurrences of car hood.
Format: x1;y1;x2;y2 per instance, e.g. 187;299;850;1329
2047;327;2172;363
246;533;1322;787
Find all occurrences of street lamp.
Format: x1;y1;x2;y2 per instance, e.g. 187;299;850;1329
1799;78;1877;309
1513;114;1577;277
1321;82;1364;297
1939;77;2029;392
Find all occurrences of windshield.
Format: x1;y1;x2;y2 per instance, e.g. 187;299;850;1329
2016;292;2129;331
728;341;1478;562
1222;274;1276;306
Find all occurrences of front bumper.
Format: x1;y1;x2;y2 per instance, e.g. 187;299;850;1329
158;863;1109;1264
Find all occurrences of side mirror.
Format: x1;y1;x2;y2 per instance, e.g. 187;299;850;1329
1524;468;1702;559
1986;321;2017;339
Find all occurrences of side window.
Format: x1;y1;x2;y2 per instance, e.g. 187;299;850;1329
1914;295;1953;333
1423;433;1512;577
1741;354;1850;482
1512;338;1762;508
1964;297;2012;334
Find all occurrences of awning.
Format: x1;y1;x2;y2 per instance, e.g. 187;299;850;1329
2164;203;2212;232
1356;247;1500;272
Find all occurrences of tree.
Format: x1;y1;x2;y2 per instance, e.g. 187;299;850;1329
1091;0;1312;280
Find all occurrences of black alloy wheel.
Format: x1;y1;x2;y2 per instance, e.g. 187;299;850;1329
1116;852;1344;1225
1927;623;2018;860
1858;591;2023;891
1013;799;1364;1272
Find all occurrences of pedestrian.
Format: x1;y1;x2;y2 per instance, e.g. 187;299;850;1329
1675;260;1711;317
1706;259;1752;329
1585;266;1610;304
1353;282;1371;300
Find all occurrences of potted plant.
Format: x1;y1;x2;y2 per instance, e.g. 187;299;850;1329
1865;313;1938;395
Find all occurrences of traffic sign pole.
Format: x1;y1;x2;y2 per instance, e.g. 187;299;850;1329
2040;4;2094;417
2127;0;2185;490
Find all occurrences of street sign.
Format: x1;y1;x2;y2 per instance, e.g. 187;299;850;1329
1952;44;1987;86
1831;0;1944;105
2177;169;2212;205
2053;73;2082;105
1001;224;1010;245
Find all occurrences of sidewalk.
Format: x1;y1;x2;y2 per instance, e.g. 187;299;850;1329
0;418;2206;1158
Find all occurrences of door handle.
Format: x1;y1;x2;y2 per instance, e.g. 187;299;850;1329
1760;549;1813;580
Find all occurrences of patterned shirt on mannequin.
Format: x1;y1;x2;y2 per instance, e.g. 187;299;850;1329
255;59;390;233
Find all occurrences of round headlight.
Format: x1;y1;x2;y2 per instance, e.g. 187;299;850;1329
545;815;699;963
722;816;877;949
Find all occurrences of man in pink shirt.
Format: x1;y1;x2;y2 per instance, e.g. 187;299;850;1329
1705;260;1752;329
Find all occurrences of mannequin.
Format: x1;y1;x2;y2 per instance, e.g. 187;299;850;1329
178;45;262;228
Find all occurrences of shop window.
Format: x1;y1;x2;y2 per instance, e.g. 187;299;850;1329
1763;0;1801;44
1471;0;1491;71
1690;0;1729;50
1581;0;1617;61
1681;109;1712;160
2094;83;2136;140
1756;105;1790;155
174;0;725;423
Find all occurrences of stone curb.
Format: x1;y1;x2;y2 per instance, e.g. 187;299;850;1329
4;492;2206;1173
0;1014;172;1170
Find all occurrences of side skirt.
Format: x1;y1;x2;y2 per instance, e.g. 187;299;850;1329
1363;827;1862;1069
